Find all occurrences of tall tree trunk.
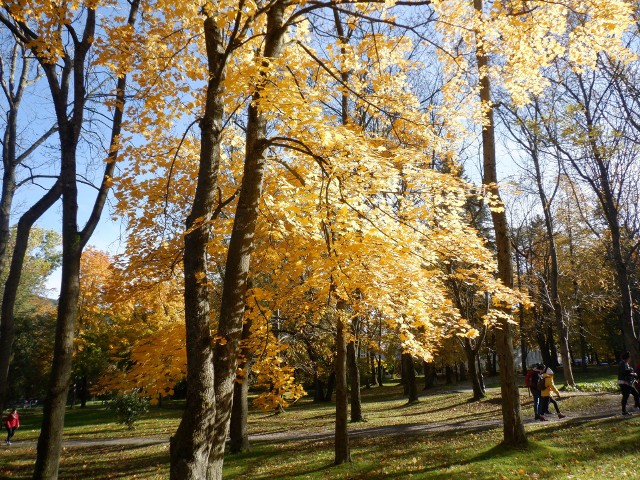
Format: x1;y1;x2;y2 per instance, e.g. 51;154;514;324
464;339;486;401
167;9;225;479
324;371;336;402
347;341;363;422
230;317;253;454
578;312;589;371
0;40;53;280
34;208;83;479
22;4;137;476
514;246;529;374
458;362;467;381
207;6;287;478
477;356;486;391
79;376;88;408
423;361;436;389
445;364;453;385
370;352;377;387
334;307;351;465
584;97;640;363
33;11;96;479
547;322;559;367
0;181;61;414
553;75;640;364
313;374;325;402
530;142;575;385
402;353;418;402
0;114;17;281
533;300;553;367
474;0;526;446
401;353;409;395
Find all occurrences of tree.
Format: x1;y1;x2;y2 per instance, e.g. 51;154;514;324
0;28;58;414
544;63;640;363
499;101;575;386
3;228;60;403
471;0;526;445
1;1;141;476
0;33;56;280
430;0;632;446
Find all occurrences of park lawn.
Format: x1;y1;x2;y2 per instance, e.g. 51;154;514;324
224;417;640;480
1;367;636;479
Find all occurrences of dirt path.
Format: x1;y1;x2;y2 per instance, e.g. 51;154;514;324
2;391;627;449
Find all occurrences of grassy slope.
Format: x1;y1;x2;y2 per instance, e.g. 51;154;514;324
1;366;638;479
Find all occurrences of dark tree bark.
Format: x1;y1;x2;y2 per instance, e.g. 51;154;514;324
15;3;137;475
0;30;59;417
401;354;409;395
532;296;553;368
514;243;529;374
313;375;326;402
334;307;351;465
458;362;467;381
465;348;485;401
525;112;574;384
229;315;253;454
423;361;437;389
305;341;325;402
477;356;486;391
0;4;142;477
79;376;88;408
207;5;288;478
547;322;559;368
462;327;487;401
445;365;453;385
0;180;61;414
0;40;54;279
474;0;526;447
324;371;336;402
402;353;418;402
370;352;377;387
347;341;363;422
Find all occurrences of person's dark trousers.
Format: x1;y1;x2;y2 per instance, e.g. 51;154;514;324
6;427;16;442
540;396;550;417
531;388;542;418
544;396;560;414
620;384;635;413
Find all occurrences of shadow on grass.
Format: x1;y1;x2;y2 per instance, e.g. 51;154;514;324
1;443;169;480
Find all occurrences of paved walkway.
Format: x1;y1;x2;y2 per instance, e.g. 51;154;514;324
2;391;625;450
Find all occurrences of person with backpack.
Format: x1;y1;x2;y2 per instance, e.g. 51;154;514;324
4;408;19;445
525;363;546;421
617;351;640;415
540;366;566;419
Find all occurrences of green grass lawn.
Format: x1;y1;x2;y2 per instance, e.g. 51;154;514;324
1;366;637;479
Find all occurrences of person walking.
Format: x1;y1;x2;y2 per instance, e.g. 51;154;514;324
4;409;19;445
526;363;546;421
617;351;640;415
540;367;566;419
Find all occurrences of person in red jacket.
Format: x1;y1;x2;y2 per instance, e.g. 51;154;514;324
4;409;19;445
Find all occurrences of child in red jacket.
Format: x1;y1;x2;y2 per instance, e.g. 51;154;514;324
4;409;19;445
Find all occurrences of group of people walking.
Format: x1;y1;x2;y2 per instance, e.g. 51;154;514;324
526;363;566;421
525;351;640;420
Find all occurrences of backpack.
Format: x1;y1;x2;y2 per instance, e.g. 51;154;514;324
524;369;536;388
536;375;546;391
